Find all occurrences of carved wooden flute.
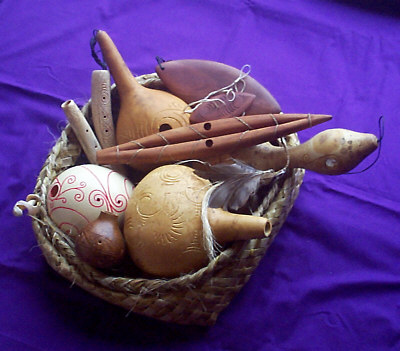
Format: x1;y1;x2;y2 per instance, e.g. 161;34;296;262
96;116;330;170
97;113;331;160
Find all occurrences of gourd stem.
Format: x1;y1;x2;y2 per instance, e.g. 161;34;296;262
95;30;138;97
208;208;271;243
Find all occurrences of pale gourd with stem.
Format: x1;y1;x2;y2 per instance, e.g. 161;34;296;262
228;128;378;175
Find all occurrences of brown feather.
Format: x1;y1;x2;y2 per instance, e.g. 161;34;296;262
195;160;281;211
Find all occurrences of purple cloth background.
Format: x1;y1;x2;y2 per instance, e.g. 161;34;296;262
1;0;399;350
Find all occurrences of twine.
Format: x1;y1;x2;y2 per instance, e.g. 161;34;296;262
185;64;252;114
90;29;107;70
201;182;223;260
155;56;166;70
345;115;384;175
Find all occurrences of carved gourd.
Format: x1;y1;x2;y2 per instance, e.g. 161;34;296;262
95;30;190;144
124;164;270;277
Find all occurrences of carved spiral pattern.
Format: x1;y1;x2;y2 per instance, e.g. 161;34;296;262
48;175;86;205
136;191;160;217
158;166;184;185
47;164;134;236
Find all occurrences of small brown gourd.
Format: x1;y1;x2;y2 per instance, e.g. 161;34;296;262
75;211;126;269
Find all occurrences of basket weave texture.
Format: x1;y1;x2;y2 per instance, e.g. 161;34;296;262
30;73;304;326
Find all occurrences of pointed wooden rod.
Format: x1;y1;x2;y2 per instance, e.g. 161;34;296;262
96;113;331;163
97;117;327;170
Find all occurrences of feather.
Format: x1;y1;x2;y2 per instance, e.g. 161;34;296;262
195;159;284;211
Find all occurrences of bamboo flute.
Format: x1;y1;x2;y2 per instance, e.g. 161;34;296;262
61;99;101;164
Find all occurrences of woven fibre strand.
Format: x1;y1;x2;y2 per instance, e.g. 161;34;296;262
30;73;304;326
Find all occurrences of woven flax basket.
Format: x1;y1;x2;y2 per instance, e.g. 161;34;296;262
29;73;304;326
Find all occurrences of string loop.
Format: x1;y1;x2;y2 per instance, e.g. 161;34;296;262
345;115;384;175
90;29;107;70
155;56;166;70
185;64;252;114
